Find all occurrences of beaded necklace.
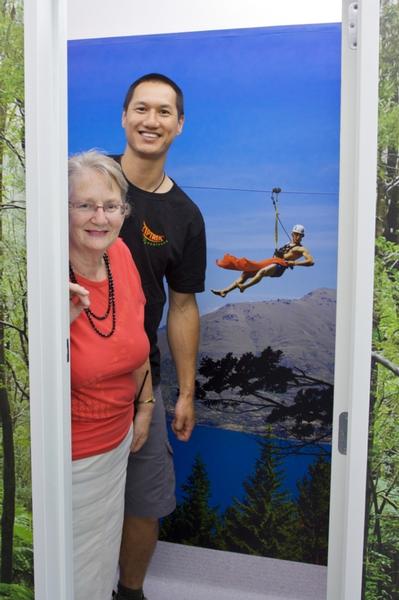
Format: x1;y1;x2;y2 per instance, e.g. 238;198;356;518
69;253;116;338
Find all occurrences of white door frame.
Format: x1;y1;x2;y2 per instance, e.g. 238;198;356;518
327;2;379;599
25;0;73;598
24;1;379;599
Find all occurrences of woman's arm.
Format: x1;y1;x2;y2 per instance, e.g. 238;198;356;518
131;357;154;453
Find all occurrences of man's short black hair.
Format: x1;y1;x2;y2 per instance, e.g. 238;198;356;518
123;73;184;118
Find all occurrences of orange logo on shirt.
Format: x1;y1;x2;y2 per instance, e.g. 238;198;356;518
142;221;168;246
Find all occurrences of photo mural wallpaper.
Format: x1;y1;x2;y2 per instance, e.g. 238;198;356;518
68;22;341;566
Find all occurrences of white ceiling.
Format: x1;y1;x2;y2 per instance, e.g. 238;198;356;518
68;0;342;40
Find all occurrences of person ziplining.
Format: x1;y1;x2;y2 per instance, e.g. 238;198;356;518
211;189;314;298
211;224;315;297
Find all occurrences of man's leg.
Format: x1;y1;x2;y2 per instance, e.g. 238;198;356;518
118;516;158;594
211;272;250;297
238;265;276;292
115;386;175;600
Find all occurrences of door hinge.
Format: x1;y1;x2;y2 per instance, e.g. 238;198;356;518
348;2;359;50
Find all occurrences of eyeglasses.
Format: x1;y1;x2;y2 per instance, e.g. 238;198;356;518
69;201;127;215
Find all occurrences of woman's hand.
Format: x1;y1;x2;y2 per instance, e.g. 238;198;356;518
69;282;90;323
131;403;154;453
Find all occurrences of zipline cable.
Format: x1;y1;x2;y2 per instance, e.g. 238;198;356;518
181;184;337;196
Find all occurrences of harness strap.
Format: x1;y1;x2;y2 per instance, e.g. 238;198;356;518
271;188;280;250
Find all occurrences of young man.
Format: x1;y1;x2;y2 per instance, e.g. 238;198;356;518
112;74;206;600
211;224;314;297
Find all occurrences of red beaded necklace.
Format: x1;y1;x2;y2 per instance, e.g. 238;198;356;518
69;253;116;338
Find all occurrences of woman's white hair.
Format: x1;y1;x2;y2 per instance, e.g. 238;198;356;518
68;150;128;204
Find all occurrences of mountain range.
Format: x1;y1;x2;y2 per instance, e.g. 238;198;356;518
158;287;336;430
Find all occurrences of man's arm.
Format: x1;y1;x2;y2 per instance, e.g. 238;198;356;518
288;247;315;267
167;288;200;442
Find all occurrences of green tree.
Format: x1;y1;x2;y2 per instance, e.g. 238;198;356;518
363;237;399;599
196;347;333;454
217;438;299;560
0;0;28;588
160;454;220;549
296;455;331;565
377;0;399;243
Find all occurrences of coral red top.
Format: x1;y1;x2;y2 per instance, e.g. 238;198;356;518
70;238;149;460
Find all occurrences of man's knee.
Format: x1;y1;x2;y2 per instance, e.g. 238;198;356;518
120;515;158;562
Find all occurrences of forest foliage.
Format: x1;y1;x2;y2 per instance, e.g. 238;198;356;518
363;236;399;598
362;1;399;598
0;0;33;597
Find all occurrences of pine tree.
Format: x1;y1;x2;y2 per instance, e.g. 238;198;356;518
295;455;331;565
217;438;299;560
377;0;399;243
160;454;220;549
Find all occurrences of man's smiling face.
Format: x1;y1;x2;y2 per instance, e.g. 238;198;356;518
122;80;184;159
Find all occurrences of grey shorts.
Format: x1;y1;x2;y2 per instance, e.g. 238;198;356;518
124;385;176;518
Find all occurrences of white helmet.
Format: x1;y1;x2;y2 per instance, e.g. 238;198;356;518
292;224;305;236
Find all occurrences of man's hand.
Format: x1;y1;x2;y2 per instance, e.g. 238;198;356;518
69;282;90;323
171;396;195;442
167;289;199;442
131;405;153;453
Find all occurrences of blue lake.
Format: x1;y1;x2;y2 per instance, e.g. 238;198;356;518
168;423;331;513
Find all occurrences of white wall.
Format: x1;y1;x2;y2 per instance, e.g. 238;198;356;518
68;0;341;39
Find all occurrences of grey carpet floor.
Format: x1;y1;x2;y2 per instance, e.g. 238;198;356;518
145;542;327;600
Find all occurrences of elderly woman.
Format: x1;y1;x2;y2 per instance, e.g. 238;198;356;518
68;150;153;600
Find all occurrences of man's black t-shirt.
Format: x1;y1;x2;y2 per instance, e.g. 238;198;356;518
114;158;207;385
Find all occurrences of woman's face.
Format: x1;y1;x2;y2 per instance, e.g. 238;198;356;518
69;168;125;259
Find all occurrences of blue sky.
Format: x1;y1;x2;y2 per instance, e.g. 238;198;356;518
68;24;341;314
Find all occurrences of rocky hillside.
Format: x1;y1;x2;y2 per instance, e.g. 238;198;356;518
159;288;336;382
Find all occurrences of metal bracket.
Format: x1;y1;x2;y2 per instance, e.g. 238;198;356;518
348;2;359;50
338;411;348;455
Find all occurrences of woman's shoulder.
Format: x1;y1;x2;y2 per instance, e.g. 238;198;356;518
109;238;143;288
111;236;137;266
108;237;130;259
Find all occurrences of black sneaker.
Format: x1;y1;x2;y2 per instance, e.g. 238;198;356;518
112;593;147;600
